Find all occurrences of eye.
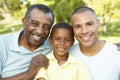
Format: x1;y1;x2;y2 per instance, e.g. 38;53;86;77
65;38;72;42
43;25;51;30
53;37;60;41
87;22;94;27
73;25;81;29
32;22;39;27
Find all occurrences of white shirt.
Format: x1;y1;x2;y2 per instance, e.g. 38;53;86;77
70;42;120;80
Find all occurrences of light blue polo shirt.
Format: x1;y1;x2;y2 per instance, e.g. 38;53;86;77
0;30;52;78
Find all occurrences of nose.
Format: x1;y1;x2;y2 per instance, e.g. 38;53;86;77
60;39;65;45
81;26;88;34
36;26;45;35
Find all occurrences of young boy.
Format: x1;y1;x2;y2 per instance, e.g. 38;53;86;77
34;23;91;80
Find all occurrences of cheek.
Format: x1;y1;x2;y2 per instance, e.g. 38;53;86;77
45;30;50;36
91;27;99;33
24;22;33;31
25;26;33;34
25;21;31;27
73;29;79;36
66;44;73;51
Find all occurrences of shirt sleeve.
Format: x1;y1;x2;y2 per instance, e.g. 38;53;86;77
34;67;48;80
0;40;3;78
0;56;2;78
0;38;7;78
77;62;92;80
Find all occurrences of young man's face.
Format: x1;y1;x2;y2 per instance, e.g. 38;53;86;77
71;11;100;48
50;28;74;57
22;8;53;48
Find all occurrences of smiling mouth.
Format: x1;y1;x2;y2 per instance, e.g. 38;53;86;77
57;47;66;52
31;33;45;41
80;35;91;42
33;35;42;40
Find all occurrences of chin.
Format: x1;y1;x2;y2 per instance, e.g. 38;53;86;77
80;42;91;47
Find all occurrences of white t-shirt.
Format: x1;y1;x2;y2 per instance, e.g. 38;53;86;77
70;41;120;80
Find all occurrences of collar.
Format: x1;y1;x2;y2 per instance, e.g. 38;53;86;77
9;30;51;53
47;52;78;64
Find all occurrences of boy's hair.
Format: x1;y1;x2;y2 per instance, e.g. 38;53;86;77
24;4;54;25
71;6;97;18
50;22;74;40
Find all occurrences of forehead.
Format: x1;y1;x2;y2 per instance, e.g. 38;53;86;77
71;11;97;24
53;28;72;35
30;8;53;23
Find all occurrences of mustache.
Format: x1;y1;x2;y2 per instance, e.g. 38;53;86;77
32;32;46;38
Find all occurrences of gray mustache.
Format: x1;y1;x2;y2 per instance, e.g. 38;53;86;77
32;32;46;38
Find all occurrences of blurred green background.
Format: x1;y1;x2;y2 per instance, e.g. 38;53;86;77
0;0;120;43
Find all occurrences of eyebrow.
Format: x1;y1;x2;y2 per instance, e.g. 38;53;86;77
31;20;51;26
31;20;39;23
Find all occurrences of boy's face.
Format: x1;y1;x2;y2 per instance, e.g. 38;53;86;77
50;28;74;56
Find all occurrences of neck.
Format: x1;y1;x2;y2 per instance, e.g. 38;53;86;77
54;53;68;66
19;33;37;52
80;40;105;56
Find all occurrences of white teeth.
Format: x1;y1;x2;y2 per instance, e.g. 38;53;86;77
81;36;91;42
57;47;65;52
33;35;41;41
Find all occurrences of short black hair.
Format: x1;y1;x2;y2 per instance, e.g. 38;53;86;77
71;6;96;18
50;22;74;40
24;4;54;25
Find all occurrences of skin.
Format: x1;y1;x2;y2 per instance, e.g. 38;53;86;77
36;78;45;80
49;28;74;65
20;8;53;51
71;11;105;56
36;27;74;80
0;8;53;80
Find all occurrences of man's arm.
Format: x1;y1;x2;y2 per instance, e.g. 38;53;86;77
0;54;49;80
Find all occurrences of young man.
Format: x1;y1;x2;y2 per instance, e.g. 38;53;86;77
34;22;91;80
70;6;120;80
0;4;54;80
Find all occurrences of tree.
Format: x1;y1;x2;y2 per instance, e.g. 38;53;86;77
50;0;84;23
84;0;120;35
0;0;31;21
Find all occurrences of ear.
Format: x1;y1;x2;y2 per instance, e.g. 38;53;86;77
22;18;26;29
97;19;100;29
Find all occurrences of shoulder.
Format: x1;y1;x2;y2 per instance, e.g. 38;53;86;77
0;33;12;41
71;43;79;49
68;54;85;66
43;38;52;49
0;33;13;49
105;42;119;52
69;43;80;57
0;30;21;44
104;42;120;60
70;43;79;53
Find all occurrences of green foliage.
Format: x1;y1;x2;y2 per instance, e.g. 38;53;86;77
0;22;22;34
12;8;27;20
6;0;21;11
50;0;84;23
83;0;120;36
98;21;120;37
84;0;120;22
0;15;4;20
